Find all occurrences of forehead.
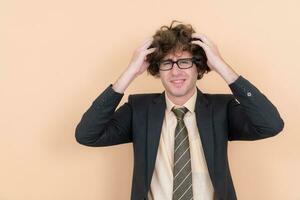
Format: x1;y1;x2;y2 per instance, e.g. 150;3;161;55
163;50;192;60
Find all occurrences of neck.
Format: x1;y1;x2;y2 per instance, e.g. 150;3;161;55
166;87;196;106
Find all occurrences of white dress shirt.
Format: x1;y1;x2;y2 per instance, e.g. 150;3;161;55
148;87;215;200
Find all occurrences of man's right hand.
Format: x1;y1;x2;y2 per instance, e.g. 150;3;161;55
127;37;156;77
112;38;156;94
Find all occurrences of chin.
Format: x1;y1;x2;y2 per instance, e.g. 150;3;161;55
163;79;194;96
168;87;189;97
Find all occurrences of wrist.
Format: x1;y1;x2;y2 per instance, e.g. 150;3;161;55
215;63;239;85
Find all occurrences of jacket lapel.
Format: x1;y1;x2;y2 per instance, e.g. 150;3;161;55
146;92;166;188
195;87;215;182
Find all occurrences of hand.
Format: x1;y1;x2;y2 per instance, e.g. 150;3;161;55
191;33;239;84
127;38;156;77
190;33;226;72
112;37;156;94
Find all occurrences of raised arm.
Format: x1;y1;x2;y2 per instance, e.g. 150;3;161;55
227;76;284;140
190;33;284;140
75;38;156;147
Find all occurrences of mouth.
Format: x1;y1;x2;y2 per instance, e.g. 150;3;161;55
170;79;186;87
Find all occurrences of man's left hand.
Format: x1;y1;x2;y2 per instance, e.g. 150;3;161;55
191;33;239;84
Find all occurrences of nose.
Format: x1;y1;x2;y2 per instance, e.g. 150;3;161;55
170;63;182;76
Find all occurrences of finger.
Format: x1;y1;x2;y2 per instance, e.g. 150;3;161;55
191;40;209;50
138;40;153;51
144;47;156;55
138;38;153;50
191;33;213;47
191;33;210;42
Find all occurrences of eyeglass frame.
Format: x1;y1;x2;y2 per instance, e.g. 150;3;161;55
158;57;197;71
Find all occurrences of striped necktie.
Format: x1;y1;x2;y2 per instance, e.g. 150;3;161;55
172;107;193;200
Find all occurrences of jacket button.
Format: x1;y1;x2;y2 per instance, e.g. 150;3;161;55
247;92;252;96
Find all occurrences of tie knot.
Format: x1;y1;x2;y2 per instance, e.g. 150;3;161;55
172;107;188;120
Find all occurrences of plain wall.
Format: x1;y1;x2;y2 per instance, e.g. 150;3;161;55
1;0;299;199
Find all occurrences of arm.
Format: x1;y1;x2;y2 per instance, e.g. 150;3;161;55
227;75;284;140
75;84;133;147
75;38;156;147
190;33;284;140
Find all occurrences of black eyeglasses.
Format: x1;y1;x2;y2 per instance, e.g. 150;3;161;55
159;57;195;71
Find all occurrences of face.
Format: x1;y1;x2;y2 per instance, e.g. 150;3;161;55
158;50;198;103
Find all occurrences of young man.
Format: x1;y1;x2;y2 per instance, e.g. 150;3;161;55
75;21;284;200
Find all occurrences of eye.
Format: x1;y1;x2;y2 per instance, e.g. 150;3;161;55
179;59;192;64
162;61;172;66
180;60;190;64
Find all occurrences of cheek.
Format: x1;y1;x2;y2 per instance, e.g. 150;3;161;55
159;73;169;84
159;72;169;80
188;69;198;81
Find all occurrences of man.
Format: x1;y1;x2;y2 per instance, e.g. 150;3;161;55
75;21;284;200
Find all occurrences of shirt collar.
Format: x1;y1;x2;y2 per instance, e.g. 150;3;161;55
165;87;197;114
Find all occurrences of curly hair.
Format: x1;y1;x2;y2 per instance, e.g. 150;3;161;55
146;20;211;80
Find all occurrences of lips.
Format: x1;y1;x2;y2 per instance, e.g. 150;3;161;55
170;79;186;87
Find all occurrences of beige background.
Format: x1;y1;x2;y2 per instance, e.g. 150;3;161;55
1;0;299;199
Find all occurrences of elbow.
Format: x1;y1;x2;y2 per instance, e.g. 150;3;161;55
75;123;106;147
75;124;90;146
250;117;285;140
75;125;84;145
267;117;285;137
273;118;285;135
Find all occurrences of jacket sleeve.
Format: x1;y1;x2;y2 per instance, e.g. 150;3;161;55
75;84;133;147
227;75;284;141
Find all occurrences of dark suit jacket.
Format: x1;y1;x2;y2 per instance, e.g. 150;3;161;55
75;75;284;200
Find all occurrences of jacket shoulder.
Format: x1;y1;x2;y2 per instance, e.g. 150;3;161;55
204;93;237;105
128;92;162;105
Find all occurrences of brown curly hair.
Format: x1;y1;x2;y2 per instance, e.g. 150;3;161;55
146;20;211;80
